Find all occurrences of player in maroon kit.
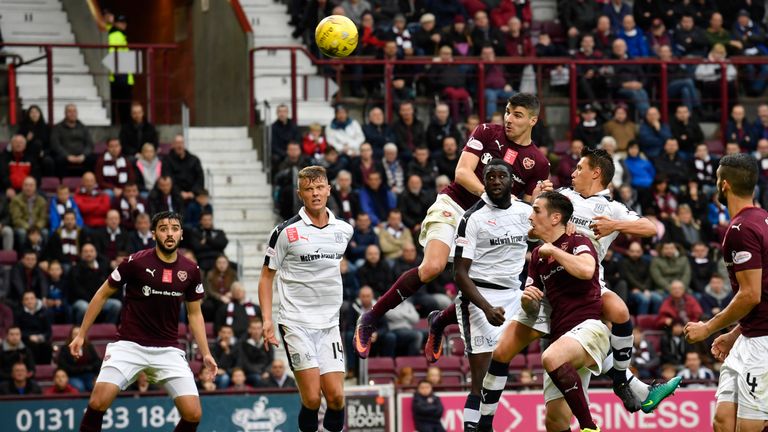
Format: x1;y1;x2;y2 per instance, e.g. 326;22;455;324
70;211;217;432
353;93;550;359
522;191;607;432
685;153;768;432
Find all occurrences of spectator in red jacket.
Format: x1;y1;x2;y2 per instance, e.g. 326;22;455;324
302;123;327;160
656;279;703;329
43;368;79;395
94;137;135;198
73;172;111;229
490;0;532;31
1;135;41;198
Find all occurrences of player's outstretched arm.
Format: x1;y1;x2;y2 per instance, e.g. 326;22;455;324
69;281;118;358
541;244;596;280
257;265;279;350
187;300;218;379
590;215;656;240
454;257;505;326
455;151;484;197
686;269;761;343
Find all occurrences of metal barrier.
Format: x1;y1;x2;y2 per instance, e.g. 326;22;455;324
251;45;768;140
3;42;177;125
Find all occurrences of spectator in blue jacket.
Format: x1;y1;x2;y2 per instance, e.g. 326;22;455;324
638;107;672;159
619;15;650;58
49;185;83;230
624;141;656;193
348;212;379;263
359;171;397;226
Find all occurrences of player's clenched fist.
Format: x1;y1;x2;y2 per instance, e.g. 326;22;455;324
483;306;506;327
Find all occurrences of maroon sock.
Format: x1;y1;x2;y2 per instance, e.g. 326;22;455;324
432;304;458;332
369;268;422;320
79;406;105;432
174;419;199;432
547;363;597;430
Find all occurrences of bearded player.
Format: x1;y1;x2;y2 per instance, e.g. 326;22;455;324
353;93;550;359
71;211;216;432
685;153;768;432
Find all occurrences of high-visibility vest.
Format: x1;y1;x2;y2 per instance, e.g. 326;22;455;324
108;29;134;85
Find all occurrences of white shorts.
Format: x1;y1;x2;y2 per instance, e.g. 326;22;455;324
542;319;611;403
513;296;552;336
716;334;768;420
279;324;345;375
95;340;198;399
456;287;522;354
418;194;465;247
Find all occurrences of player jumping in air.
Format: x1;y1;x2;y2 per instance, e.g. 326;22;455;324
353;93;550;359
685;153;768;432
259;166;354;432
71;211;216;432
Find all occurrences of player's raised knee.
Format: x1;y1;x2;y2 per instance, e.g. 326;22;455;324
540;350;561;372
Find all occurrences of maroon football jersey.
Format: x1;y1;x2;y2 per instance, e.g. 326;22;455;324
442;123;550;210
528;233;602;340
722;206;768;337
108;248;203;347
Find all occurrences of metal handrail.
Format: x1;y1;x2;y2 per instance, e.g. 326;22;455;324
236;239;244;281
251;45;768;138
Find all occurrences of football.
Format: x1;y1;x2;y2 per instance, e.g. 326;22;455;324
315;15;358;58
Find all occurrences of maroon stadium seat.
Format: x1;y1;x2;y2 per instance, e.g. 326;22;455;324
93;342;108;359
526;353;542;370
41;177;61;194
93;141;107;155
643;330;663;353
52;324;72;342
444;324;460;337
509;354;527;371
188;360;203;375
177;323;188;339
437;355;462;372
395;356;428;372
367;357;395;374
528;339;541;353
448;335;465;357
0;250;17;266
61;176;82;191
88;323;118;341
370;375;395;384
205;322;214;339
36;364;56;380
414;318;428;330
635;314;658;331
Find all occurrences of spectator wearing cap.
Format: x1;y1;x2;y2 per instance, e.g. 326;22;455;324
339;0;371;24
705;12;742;56
441;15;473;57
602;0;632;34
619;14;651;58
412;13;441;56
610;39;650;118
470;11;504;56
119;102;158;156
95;137;134;198
326;105;366;158
363;108;398;157
657;45;701;115
573;104;603;149
603;105;636;153
162;134;204;201
559;0;600;54
672;14;709;58
648;18;671;55
732;9;768;96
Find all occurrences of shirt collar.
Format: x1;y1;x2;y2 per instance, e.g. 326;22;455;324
299;207;337;226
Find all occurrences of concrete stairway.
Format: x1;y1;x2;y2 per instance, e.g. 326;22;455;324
241;0;336;126
186;127;277;291
0;0;110;125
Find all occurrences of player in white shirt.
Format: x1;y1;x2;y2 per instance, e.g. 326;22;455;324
453;160;548;431
259;166;353;432
475;149;681;431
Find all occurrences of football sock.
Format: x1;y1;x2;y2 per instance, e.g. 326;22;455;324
610;320;634;383
431;305;458;332
464;393;481;429
173;419;199;432
322;407;345;432
548;363;597;430
79;406;105;432
628;370;650;400
479;360;509;424
369;268;421;320
298;405;319;432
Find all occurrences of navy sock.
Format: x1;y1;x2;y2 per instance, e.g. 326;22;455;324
322;407;345;432
298;405;319;432
173;419;199;432
79;406;105;432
